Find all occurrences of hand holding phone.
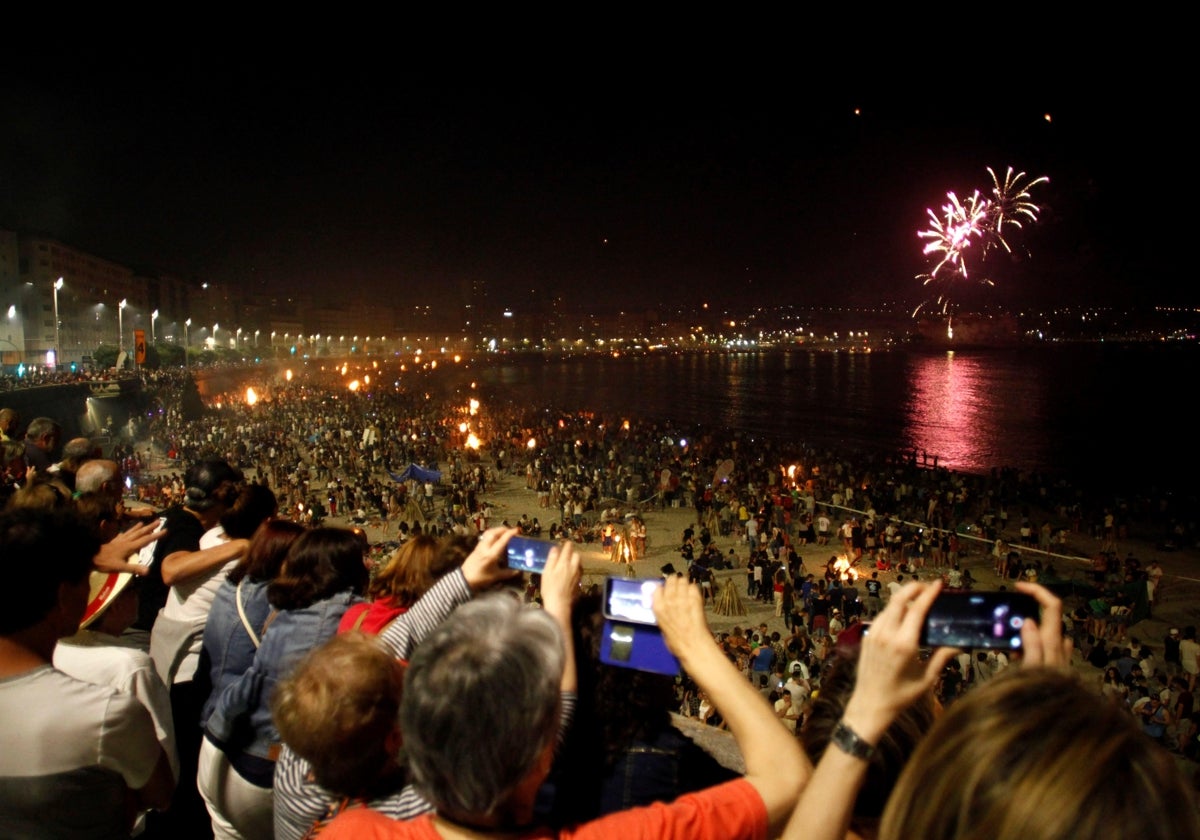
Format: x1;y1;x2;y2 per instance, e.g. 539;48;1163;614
505;535;555;574
599;576;680;677
843;581;957;754
461;527;523;591
1012;582;1071;666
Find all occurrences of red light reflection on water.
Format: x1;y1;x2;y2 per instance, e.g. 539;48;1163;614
906;352;993;473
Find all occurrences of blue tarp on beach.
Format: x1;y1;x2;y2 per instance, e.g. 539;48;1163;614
389;463;442;484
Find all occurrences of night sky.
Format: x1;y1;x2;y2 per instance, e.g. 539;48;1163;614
1;46;1189;314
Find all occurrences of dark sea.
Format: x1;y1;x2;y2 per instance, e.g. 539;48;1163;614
465;343;1198;495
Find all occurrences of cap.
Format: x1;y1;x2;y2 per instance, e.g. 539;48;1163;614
79;571;135;629
183;457;244;511
1170;628;1181;636
79;536;157;629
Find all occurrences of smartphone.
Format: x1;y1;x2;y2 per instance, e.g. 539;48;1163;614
603;576;662;625
920;591;1039;650
599;576;679;676
505;536;555;574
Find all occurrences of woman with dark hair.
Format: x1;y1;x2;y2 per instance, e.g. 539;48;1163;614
199;518;306;731
199;527;369;839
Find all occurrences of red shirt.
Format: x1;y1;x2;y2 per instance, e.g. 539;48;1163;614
320;779;766;840
337;597;407;635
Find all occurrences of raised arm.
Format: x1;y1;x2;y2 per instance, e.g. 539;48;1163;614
161;538;250;586
654;576;807;835
538;540;581;695
781;580;955;840
378;526;521;660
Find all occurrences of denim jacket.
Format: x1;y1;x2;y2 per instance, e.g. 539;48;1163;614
204;589;360;785
199;578;271;730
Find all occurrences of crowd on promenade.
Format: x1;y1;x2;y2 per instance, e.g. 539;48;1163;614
0;366;140;391
2;365;1199;839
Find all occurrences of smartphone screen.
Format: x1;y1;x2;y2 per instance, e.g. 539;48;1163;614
603;577;662;625
505;536;553;574
920;591;1039;649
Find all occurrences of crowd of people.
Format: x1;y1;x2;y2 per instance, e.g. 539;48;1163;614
2;366;1199;839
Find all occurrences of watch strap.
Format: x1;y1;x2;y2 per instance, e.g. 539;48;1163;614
831;720;876;760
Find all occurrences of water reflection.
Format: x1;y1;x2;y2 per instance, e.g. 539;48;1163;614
903;351;1049;476
476;345;1184;487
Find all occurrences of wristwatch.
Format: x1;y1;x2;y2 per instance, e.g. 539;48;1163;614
831;720;876;760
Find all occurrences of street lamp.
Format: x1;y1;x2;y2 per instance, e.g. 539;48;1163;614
118;299;127;352
236;327;243;348
254;329;260;348
53;278;63;365
184;319;191;366
151;310;159;342
212;323;219;346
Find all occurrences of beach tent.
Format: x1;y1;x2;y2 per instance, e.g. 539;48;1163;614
388;464;442;484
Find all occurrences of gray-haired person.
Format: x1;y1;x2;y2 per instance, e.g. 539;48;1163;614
317;574;808;839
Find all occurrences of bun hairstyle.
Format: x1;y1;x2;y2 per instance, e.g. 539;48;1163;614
183;457;244;512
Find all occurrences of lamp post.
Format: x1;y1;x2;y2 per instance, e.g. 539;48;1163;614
53;277;63;365
151;309;159;343
236;327;243;348
184;318;191;366
118;299;127;353
212;323;219;347
254;329;260;348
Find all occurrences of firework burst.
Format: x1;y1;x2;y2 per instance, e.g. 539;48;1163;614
915;166;1048;317
987;166;1049;253
918;190;990;280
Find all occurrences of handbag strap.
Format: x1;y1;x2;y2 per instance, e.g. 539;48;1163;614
236;578;262;649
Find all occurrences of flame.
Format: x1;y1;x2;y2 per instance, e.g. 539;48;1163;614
245;387;258;405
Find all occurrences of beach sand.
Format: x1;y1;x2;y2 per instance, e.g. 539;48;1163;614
339;459;1200;644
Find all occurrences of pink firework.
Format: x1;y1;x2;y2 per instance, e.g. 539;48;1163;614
918;190;991;280
915;166;1047;315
